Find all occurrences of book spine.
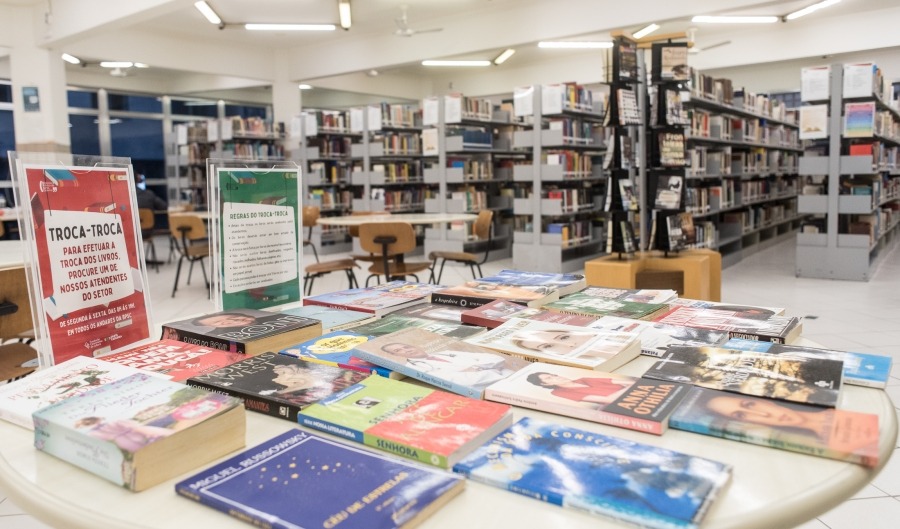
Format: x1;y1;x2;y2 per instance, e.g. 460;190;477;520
459;313;502;329
430;293;491;309
298;414;364;443
303;299;376;315
162;326;247;354
34;419;129;488
0;407;34;430
185;378;303;422
727;331;780;344
351;349;482;399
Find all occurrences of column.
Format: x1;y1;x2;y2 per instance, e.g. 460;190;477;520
271;50;301;159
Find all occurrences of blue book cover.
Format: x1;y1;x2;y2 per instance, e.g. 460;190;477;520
723;338;892;389
453;417;732;529
176;430;465;529
279;330;396;379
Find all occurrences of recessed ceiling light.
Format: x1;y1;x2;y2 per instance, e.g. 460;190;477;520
537;41;614;49
61;53;81;65
298;84;313;90
100;61;134;68
632;23;660;39
493;49;516;65
194;1;222;25
245;23;336;31
785;0;841;21
691;15;779;23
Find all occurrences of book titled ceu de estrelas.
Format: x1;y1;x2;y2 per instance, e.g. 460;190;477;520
33;373;245;491
299;374;513;468
453;417;732;529
161;308;322;355
176;430;465;529
98;339;245;382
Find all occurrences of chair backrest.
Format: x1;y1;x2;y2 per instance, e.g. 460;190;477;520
170;203;194;213
168;213;207;242
358;222;417;256
473;210;494;241
301;206;320;228
138;208;155;231
0;267;33;340
348;210;389;238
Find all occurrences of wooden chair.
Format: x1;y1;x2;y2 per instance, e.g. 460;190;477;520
358;222;432;285
169;213;210;298
300;205;359;295
0;266;38;382
428;210;494;284
301;206;320;263
348;210;390;265
138;208;160;273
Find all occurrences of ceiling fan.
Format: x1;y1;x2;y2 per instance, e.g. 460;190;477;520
394;4;442;37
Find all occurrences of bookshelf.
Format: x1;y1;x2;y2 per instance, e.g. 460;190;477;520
795;62;900;281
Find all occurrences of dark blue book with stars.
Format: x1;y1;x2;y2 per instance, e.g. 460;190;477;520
175;430;464;529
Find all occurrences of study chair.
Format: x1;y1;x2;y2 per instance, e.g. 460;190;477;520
428;209;494;284
169;213;210;298
301;206;359;295
348;210;391;270
358;222;432;286
0;266;38;383
138;208;160;273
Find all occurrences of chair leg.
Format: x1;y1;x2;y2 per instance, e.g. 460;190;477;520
475;263;484;279
469;263;478;279
305;274;315;296
172;256;185;297
436;259;447;284
200;257;210;288
187;260;195;285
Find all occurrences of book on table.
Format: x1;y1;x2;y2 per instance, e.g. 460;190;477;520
278;305;377;332
542;293;668;319
302;280;442;317
485;361;689;435
186;352;369;421
347;313;485;339
670;386;879;467
98;339;245;382
279;330;400;379
652;306;802;344
453;417;732;529
387;303;470;322
430;281;559;309
587;316;730;358
474;269;587;296
460;299;598;329
160;308;322;355
578;286;679;304
466;318;641;371
668;298;785;316
32;372;245;491
299;374;513;468
175;429;465;529
642;345;845;407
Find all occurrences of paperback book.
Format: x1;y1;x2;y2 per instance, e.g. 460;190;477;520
388;303;469;322
348;313;485;339
485;362;689;435
843;101;876;138
33;373;245;491
466;319;641;371
160;308;322;355
279;305;377;332
453;417;732;529
351;328;531;399
430;280;559;309
175;430;465;529
652;306;802;344
643;345;844;407
302;280;441;317
460;299;597;329
587;316;730;358
299;374;513;468
667;212;696;251
580;286;678;304
476;269;587;296
99;339;245;382
279;330;398;379
186;352;369;421
668;298;785;316
670;387;879;467
543;293;667;320
654;175;684;210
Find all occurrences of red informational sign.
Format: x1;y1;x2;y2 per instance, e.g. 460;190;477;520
22;165;152;365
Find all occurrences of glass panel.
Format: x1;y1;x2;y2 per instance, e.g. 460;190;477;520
110;117;165;192
171;99;219;117
68;114;101;156
225;104;268;119
108;93;162;113
0;83;12;104
67;90;99;109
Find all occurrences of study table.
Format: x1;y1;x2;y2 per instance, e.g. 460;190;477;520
0;339;895;529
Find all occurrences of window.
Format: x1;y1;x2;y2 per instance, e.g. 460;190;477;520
171;99;219;117
110;117;165;181
68;114;101;155
68;90;99;109
225;104;268;119
108;93;162;113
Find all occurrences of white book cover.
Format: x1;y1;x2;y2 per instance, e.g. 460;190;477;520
799;105;829;140
587;316;730;358
801;66;831;102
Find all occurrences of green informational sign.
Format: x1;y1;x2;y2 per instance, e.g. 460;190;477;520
217;168;301;310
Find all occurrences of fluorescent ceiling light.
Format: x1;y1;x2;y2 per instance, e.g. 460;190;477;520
194;1;222;25
100;61;133;68
632;23;660;39
493;49;516;65
298;84;313;90
421;60;492;67
134;63;149;68
245;23;335;31
338;0;352;30
691;15;779;23
785;0;841;20
61;53;81;65
538;41;614;49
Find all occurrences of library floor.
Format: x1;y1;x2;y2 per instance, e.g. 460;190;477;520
2;236;899;529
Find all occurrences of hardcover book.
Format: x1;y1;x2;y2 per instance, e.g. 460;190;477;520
652;306;802;344
302;280;441;317
430;281;559;309
453;417;732;529
543;293;667;320
278;330;397;379
33;373;245;491
175;430;465;529
460;299;597;329
186;352;368;421
278;305;377;332
467;318;640;371
587;316;730;358
351;328;531;399
485;362;689;435
670;387;880;467
160;308;322;355
299;374;513;468
348;313;485;339
643;345;844;407
98;339;245;382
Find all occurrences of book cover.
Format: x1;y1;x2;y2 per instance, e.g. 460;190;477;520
799;105;829;140
303;280;441;316
186;352;368;421
33;373;245;491
0;356;165;430
348;313;485;339
587;316;730;358
351;328;530;399
667;212;696;250
668;298;785;316
299;375;513;468
619;180;639;211
670;387;879;467
279;330;396;379
643;345;844;407
478;269;587;297
278;305;377;332
843;101;876;138
98;339;245;382
460;299;597;329
580;286;679;304
543;293;667;320
723;338;892;389
387;303;469;322
660;45;689;81
160;308;322;355
654;175;683;210
175;430;465;529
485;362;689;435
453;417;731;529
466;318;640;371
431;281;559;309
652;306;802;344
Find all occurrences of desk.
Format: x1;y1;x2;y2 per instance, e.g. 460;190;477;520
316;212;477;227
0;347;895;529
585;250;722;301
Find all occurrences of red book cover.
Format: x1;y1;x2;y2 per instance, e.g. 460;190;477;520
99;339;246;382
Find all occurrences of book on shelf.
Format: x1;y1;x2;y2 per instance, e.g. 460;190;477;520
175;430;464;529
619;179;639;211
722;338;893;389
347;313;485;339
620;220;637;253
453;417;732;529
98;339;245;382
298;374;512;468
278;305;377;332
658;132;686;167
302;280;441;317
543;293;668;320
587;316;730;358
658;44;690;81
652;306;802;344
351;328;531;399
430;281;559;309
643;345;844;407
186;352;369;421
667;212;696;251
465;319;640;371
670;386;879;468
616;87;642;125
278;330;398;379
160;308;322;355
579;286;679;304
460;299;598;329
843;101;876;138
799;105;829;140
654;175;684;210
485;362;689;435
33;373;245;491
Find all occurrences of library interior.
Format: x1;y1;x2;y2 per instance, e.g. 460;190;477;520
1;1;900;529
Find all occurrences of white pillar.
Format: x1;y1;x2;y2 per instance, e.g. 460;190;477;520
271;50;301;159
